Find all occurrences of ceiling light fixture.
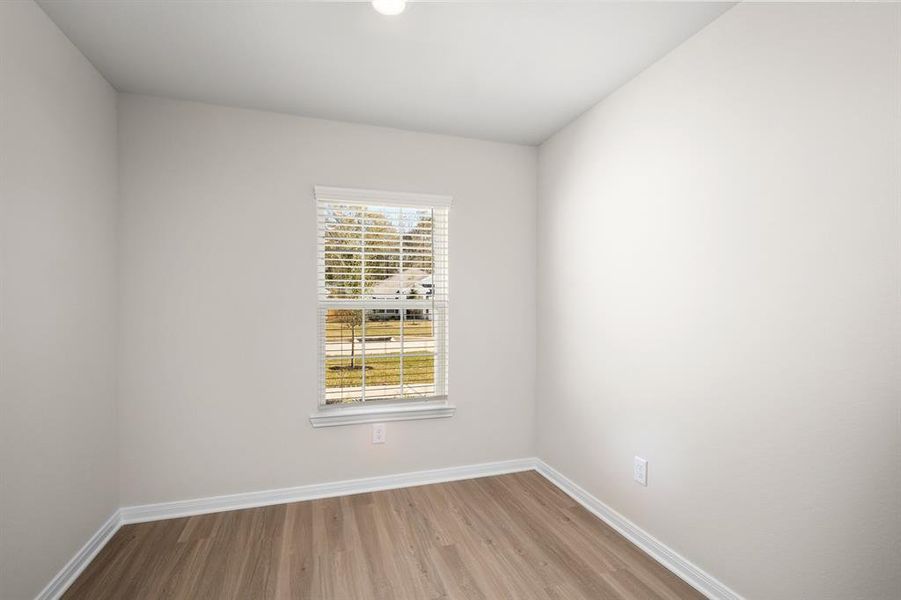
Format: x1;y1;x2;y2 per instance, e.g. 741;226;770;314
371;0;406;16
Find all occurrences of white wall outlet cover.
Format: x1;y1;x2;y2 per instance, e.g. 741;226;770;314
634;456;648;486
371;423;386;444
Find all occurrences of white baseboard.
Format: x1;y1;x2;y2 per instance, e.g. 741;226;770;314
534;460;742;600
35;510;123;600
38;457;740;600
119;457;537;524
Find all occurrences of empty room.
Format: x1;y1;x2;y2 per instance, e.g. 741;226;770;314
1;0;898;599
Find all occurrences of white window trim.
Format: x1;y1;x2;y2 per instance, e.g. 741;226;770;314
310;398;455;428
310;186;454;427
313;186;452;209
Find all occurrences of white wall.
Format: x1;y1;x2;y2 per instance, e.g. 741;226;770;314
0;2;120;599
117;94;537;506
537;4;900;600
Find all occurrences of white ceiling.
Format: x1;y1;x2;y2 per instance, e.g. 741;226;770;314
39;1;732;145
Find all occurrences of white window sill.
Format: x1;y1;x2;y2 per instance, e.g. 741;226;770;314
309;399;456;428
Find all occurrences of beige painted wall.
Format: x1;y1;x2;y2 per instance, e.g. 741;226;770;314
117;94;537;506
537;4;901;599
0;2;120;598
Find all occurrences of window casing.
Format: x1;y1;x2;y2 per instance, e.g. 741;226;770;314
313;187;450;422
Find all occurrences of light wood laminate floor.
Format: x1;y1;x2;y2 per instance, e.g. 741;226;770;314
63;471;704;600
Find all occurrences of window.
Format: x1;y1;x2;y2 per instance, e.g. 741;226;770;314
310;186;453;427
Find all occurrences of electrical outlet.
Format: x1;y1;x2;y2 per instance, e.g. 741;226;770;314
372;423;386;444
634;456;648;486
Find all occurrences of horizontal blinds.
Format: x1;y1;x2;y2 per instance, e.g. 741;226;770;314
317;192;448;406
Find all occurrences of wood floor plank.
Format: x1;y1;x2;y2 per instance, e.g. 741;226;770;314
62;472;706;600
191;507;257;600
474;476;622;600
371;486;447;599
62;522;150;600
492;473;627;573
603;569;668;600
274;500;315;599
178;512;221;543
234;504;286;599
429;543;489;600
565;505;703;600
449;477;570;596
350;499;401;600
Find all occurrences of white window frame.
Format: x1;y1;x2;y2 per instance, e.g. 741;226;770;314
309;186;454;428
